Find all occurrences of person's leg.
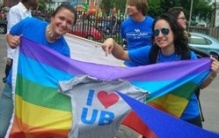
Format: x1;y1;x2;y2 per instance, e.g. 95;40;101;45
0;84;13;138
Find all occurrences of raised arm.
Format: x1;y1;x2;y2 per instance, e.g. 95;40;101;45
102;38;130;61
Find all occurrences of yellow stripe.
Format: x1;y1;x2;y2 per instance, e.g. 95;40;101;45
149;93;188;117
15;95;72;129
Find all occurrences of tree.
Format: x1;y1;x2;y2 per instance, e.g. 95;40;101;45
37;0;47;12
192;0;212;22
100;0;212;24
147;0;164;18
147;0;212;24
100;0;126;16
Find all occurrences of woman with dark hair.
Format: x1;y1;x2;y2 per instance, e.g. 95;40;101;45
166;6;211;60
0;4;77;137
102;13;219;129
166;7;187;30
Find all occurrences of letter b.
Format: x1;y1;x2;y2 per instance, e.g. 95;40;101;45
98;111;114;126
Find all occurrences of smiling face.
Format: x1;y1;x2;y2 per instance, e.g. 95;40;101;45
49;8;75;37
126;0;148;17
153;19;174;50
127;3;141;17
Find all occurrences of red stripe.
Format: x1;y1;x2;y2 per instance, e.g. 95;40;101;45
122;111;157;138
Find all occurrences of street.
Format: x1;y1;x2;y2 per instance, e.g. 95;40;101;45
0;34;218;137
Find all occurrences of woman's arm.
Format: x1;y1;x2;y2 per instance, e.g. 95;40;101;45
6;34;20;49
200;56;219;89
102;38;130;61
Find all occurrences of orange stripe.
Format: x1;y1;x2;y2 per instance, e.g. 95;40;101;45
9;115;70;138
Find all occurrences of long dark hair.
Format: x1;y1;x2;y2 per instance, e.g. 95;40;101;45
149;14;190;63
166;7;184;19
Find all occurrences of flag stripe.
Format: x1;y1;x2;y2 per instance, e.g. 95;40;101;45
9;116;69;138
18;54;73;88
149;93;188;117
146;71;209;102
15;94;72;128
16;74;72;111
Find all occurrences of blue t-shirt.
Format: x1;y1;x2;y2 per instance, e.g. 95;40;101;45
128;46;200;120
121;16;154;50
10;17;70;57
7;17;70;84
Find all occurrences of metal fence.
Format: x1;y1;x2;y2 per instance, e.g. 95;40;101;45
33;12;219;43
188;26;219;40
76;14;124;44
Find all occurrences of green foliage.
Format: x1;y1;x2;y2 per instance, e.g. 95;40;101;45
147;0;212;23
100;0;212;22
37;0;47;12
192;0;212;21
147;0;164;18
100;0;126;16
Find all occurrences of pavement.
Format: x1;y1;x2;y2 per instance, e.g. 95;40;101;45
0;34;219;137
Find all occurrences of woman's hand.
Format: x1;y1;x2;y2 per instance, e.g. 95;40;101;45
102;38;115;56
101;38;129;61
210;55;219;79
6;34;20;49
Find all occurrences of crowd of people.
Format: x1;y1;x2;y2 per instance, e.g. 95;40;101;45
0;0;219;137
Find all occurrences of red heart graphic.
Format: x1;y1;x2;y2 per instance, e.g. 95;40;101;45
97;91;119;109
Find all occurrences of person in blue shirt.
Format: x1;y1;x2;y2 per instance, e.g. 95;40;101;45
102;14;219;128
121;0;154;66
0;4;77;137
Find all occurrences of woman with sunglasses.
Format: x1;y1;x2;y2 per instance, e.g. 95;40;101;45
102;14;219;128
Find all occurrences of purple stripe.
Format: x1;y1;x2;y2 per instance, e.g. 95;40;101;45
20;37;211;81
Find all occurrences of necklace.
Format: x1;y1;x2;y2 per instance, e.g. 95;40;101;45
46;25;61;40
156;50;179;63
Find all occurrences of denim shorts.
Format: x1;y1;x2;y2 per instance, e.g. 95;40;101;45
0;83;13;138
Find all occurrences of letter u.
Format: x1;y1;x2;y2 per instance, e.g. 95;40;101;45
81;108;98;124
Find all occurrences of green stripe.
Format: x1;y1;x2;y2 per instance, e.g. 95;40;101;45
16;74;72;111
147;82;198;102
167;82;198;100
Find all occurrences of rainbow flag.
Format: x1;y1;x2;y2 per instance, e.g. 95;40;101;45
7;36;213;137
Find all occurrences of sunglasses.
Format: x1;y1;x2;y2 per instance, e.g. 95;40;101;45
153;28;169;36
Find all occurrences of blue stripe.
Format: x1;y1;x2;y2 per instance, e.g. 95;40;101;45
18;53;74;88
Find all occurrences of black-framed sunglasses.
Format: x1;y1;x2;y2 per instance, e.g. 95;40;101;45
153;28;170;36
